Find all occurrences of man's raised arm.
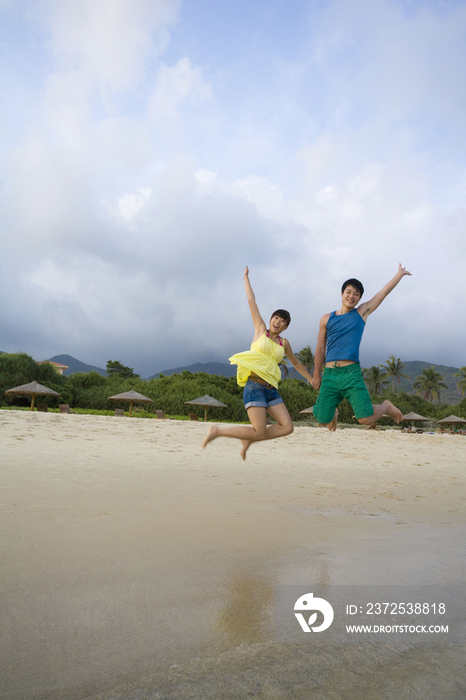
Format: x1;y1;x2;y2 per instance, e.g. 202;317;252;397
311;314;329;390
358;264;411;321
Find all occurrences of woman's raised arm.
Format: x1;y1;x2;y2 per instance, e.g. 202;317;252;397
244;266;266;337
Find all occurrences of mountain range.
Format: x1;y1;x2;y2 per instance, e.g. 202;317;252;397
48;354;108;376
147;362;237;379
46;355;238;379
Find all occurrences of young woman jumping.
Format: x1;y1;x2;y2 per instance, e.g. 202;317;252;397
202;266;314;460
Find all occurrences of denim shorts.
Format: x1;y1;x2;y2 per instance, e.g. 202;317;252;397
242;378;284;410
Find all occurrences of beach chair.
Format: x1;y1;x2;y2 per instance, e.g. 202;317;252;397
114;409;125;417
155;410;166;419
59;404;76;414
189;413;199;421
37;403;48;412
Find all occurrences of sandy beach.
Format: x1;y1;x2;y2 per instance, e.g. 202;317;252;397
1;410;465;699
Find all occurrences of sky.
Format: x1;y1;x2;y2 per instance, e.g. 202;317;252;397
1;0;466;377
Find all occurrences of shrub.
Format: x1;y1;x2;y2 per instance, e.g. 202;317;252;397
278;378;317;421
0;353;67;407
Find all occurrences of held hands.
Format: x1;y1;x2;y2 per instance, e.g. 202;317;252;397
398;263;412;277
311;375;321;391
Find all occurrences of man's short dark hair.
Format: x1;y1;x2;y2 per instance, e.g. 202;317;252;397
341;278;364;297
271;309;291;326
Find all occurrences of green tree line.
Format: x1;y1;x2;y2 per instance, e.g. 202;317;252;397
1;352;465;423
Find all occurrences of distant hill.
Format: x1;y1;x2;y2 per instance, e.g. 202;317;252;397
393;361;463;405
48;354;107;377
148;361;237;380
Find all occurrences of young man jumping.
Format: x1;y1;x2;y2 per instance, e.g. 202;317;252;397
311;264;412;430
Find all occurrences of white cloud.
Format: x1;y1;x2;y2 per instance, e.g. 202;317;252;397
117;187;152;223
224;176;284;221
43;0;181;92
147;57;212;128
1;0;466;374
195;169;217;184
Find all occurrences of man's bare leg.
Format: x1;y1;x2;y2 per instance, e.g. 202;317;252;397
328;408;338;431
358;400;403;426
318;409;338;432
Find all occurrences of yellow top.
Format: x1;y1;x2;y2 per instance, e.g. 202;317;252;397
229;332;285;388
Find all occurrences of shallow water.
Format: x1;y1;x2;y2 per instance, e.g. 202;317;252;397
3;522;465;700
86;641;466;700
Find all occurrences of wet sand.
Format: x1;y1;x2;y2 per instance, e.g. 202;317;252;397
1;410;465;699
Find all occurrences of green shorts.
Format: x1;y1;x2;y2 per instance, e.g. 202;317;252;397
313;363;373;424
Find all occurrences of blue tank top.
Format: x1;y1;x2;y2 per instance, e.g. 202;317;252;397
326;309;366;363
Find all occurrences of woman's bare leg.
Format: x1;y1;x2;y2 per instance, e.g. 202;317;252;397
240;403;294;459
202;407;268;452
203;403;294;459
263;403;294;438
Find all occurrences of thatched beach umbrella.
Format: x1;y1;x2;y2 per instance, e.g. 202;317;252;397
436;415;466;431
5;381;60;411
402;412;430;429
108;390;154;417
299;405;316;427
184;395;227;421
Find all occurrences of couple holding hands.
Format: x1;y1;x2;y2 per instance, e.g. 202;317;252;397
203;264;411;459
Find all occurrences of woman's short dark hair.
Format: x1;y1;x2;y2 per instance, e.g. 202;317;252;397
270;309;291;326
341;278;364;297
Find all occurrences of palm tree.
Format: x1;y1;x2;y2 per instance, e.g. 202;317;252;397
379;355;409;393
279;358;290;378
454;366;466;395
362;366;389;396
413;366;448;403
292;346;315;375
